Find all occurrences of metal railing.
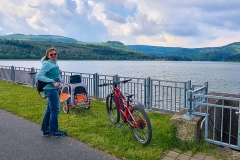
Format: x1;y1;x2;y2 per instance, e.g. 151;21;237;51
2;65;240;150
190;94;240;150
184;81;208;119
184;80;240;150
0;65;198;112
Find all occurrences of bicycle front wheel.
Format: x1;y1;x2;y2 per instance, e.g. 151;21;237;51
106;93;120;124
130;105;152;146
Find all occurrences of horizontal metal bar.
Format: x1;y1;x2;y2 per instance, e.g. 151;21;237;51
194;102;240;109
206;139;239;150
192;86;206;93
193;94;240;101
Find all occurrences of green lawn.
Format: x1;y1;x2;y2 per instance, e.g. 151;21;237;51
0;80;220;160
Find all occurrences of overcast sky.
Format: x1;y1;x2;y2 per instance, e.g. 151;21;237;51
1;0;240;48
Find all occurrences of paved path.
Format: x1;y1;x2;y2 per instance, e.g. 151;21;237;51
0;109;118;160
1;109;239;160
161;150;219;160
160;147;240;160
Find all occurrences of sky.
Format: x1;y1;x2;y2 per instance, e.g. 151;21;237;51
0;0;240;48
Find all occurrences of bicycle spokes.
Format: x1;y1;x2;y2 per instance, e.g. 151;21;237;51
130;105;152;146
106;94;120;124
130;110;146;128
137;119;146;129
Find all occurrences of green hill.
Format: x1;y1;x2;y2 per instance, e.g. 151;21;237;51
0;34;240;61
127;43;240;61
0;36;156;60
0;34;79;43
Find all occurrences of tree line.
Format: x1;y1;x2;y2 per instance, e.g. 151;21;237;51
0;39;158;60
1;38;239;61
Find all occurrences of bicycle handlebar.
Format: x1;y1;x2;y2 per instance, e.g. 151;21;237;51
98;79;132;87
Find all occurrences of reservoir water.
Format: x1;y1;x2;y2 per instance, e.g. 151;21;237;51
1;60;240;94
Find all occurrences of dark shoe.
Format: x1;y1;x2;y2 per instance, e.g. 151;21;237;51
42;131;50;137
52;130;67;138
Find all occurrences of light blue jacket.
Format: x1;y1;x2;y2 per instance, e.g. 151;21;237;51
36;57;62;90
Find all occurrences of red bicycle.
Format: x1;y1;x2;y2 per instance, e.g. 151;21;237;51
99;79;152;145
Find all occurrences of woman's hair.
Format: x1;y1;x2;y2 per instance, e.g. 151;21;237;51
43;47;57;60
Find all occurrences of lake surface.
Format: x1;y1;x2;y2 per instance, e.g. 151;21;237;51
1;60;240;94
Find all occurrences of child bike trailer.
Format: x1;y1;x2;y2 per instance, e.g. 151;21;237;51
59;82;90;114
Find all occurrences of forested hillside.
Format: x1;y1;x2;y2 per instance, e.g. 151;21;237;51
128;42;240;61
1;34;240;61
0;34;78;43
0;39;157;60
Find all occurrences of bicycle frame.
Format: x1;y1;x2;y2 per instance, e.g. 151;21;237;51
112;83;146;128
99;79;152;145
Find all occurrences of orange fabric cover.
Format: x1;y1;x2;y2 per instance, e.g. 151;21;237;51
76;94;87;103
60;93;69;101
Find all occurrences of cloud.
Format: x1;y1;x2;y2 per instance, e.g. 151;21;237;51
0;0;240;47
105;11;125;24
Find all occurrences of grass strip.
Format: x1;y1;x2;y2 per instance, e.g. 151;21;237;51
0;80;219;160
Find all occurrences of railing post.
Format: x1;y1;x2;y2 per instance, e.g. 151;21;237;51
113;75;119;82
144;78;147;107
11;66;15;82
93;73;99;98
183;80;191;109
149;77;152;110
204;82;208;94
184;82;187;109
187;80;191;90
29;67;36;87
204;82;208;103
183;90;195;120
145;77;151;110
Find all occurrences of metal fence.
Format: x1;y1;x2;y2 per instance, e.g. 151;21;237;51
181;80;240;150
1;64;240;150
191;94;240;150
0;65;195;112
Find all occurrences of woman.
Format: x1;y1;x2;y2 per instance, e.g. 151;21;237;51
36;47;67;138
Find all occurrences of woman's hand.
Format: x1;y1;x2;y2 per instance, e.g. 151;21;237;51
53;81;61;89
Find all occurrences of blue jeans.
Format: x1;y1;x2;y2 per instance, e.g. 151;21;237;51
41;89;60;133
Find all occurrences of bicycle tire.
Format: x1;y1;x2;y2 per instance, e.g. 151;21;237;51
129;105;152;146
85;104;91;110
61;101;70;114
106;93;120;124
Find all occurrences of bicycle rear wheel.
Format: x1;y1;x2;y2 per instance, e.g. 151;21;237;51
129;105;152;146
106;93;120;124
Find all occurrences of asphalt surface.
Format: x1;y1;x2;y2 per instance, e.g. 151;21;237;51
0;109;118;160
